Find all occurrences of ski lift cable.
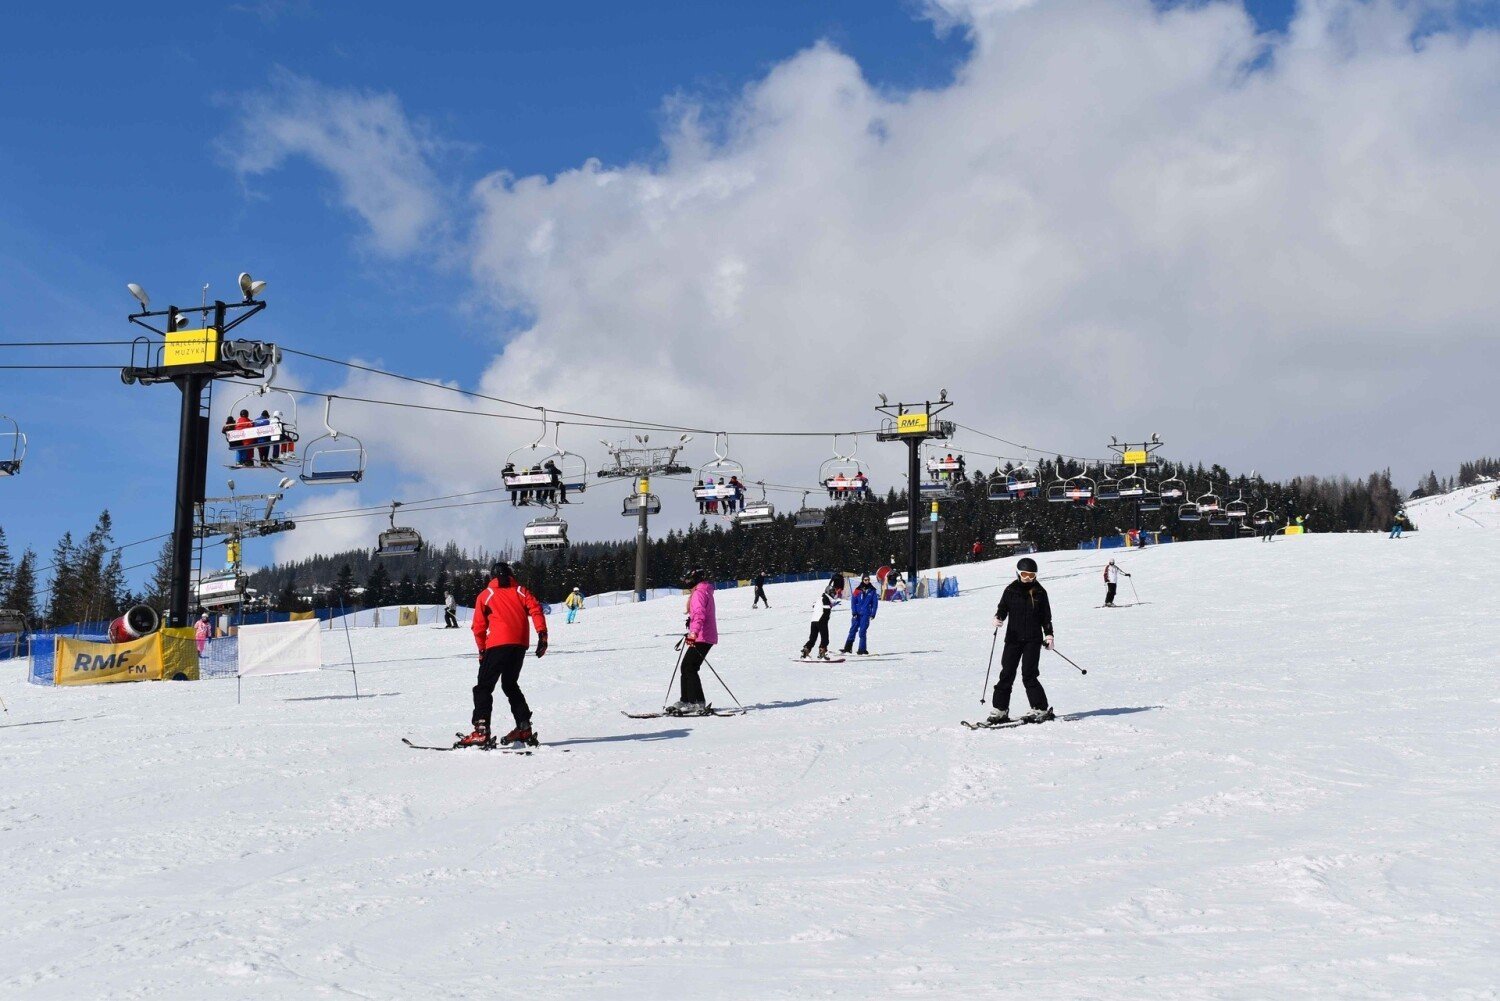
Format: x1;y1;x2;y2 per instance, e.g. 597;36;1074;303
276;348;879;439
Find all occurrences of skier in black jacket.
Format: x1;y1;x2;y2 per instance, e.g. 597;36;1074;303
988;556;1056;724
751;571;770;608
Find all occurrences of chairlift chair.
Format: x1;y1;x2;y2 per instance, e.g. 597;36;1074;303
0;608;28;634
693;433;749;507
523;510;569;552
195;570;247;609
1139;492;1163;513
1008;465;1039;498
0;414;27;476
820;435;872;502
622;493;662;517
994;527;1023;545
1208;510;1231;527
1196;490;1222;513
1159;472;1188;501
1118;472;1147;498
299;396;366;484
375;502;424;558
1096;478;1122;502
735;482;776;527
1225;497;1250;520
1251;505;1274;527
794;491;825;529
887;511;938;535
1045;476;1070;504
224;380;300;470
1177;502;1202;522
503;416;589;504
986;473;1012;502
1064;471;1095;502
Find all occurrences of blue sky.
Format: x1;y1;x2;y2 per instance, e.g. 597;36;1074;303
3;0;1497;584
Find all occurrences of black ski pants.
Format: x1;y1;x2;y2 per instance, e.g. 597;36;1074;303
680;641;713;704
993;639;1048;713
805;616;830;651
1105;582;1118;605
474;644;529;729
444;607;458;628
753;585;769;607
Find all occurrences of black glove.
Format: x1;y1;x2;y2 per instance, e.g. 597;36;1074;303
535;631;548;658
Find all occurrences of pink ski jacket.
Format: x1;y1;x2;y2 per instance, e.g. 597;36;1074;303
687;581;718;645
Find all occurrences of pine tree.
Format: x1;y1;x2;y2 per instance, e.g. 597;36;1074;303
363;563;392;608
0;525;12;601
275;573;301;612
5;550;39;623
330;563;356;610
147;537;174;609
46;531;79;626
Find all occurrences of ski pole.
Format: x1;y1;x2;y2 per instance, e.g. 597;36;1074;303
1129;575;1141;605
1048;644;1088;675
702;659;743;709
662;639;687;707
979;627;998;704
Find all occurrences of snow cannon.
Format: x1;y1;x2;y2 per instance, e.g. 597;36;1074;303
107;605;161;644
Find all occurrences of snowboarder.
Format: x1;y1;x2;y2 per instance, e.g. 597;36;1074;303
194;612;211;654
443;591;459;628
751;570;770;608
667;568;717;716
1103;559;1130;607
987;556;1055;724
564;586;583;623
840;573;879;655
1389;511;1408;539
458;562;548;747
800;581;838;660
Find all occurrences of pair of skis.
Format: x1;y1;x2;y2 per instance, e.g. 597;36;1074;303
621;707;748;719
960;714;1058;731
401;734;570;754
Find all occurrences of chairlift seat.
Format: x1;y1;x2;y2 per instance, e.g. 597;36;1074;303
300;439;366;485
1208;512;1231;527
1177;503;1201;522
1139;493;1163;512
694;483;742;500
1118;477;1146;498
994;528;1022;544
376;527;424;558
1096;481;1122;501
523;517;569;551
794;508;825;529
736;502;776;527
623;494;662;516
987;479;1012;501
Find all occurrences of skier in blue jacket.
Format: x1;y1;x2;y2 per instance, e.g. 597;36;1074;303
840;573;880;655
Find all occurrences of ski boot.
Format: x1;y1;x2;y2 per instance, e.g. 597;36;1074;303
500;724;539;747
1024;706;1056;723
456;722;494;749
799;644;812;660
664;701;711;717
986;710;1011;725
840;645;853;655
817;648;831;661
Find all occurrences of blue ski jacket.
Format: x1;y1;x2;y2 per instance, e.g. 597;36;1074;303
850;582;879;620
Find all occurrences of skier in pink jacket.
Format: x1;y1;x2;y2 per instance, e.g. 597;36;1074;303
194;613;212;654
667;568;718;716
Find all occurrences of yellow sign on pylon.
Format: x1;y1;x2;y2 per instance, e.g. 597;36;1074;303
897;412;930;435
164;328;220;367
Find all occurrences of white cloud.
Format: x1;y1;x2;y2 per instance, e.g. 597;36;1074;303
246;0;1500;554
225;71;444;256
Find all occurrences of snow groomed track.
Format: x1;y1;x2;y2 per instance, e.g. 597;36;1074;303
2;528;1497;998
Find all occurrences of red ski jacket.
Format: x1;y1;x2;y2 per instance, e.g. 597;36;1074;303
472;578;547;651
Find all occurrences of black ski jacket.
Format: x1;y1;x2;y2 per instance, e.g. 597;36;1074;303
995;579;1053;643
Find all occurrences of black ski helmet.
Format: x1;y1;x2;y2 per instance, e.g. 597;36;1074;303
1016;556;1038;574
681;567;706;588
489;561;514;585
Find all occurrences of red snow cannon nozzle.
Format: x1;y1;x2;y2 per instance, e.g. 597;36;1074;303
107;605;161;644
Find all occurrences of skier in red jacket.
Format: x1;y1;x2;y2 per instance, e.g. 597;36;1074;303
458;562;548;747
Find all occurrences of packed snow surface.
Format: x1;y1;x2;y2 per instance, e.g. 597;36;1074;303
1406;480;1500;530
3;530;1497;999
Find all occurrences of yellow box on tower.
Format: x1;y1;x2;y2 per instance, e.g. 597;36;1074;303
164;328;220;367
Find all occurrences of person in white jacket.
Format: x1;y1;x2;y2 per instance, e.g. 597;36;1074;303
800;582;839;660
1103;559;1131;607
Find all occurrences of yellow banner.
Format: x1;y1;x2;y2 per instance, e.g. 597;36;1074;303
55;634;163;686
1122;448;1148;466
159;627;201;681
1283;525;1304;536
897;412;930;435
164;328;220;367
289;610;314;622
399;606;419;626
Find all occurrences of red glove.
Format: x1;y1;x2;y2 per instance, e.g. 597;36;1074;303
535;631;548;658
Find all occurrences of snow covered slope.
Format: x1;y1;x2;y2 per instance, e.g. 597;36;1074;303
1406;480;1500;530
3;532;1497;999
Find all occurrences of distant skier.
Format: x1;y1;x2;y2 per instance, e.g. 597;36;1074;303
458;562;548;748
800;582;838;660
751;570;770;608
443;591;458;628
1103;559;1131;607
970;540;984;562
565;586;583;623
667;568;717;716
988;556;1055;724
840;573;879;655
1389;511;1408;539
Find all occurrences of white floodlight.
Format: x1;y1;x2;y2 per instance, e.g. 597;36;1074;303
127;283;150;309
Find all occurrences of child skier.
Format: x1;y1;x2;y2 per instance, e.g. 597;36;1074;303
988;556;1056;724
459;562;548;747
840;573;879;655
800;581;839;660
194;612;211;654
667;568;718;716
1103;559;1131;607
751;570;770;608
564;586;583;623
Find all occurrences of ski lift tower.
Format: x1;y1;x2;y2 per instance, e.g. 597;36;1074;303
121;274;277;628
1106;434;1165;534
876;393;955;594
596;433;694;601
